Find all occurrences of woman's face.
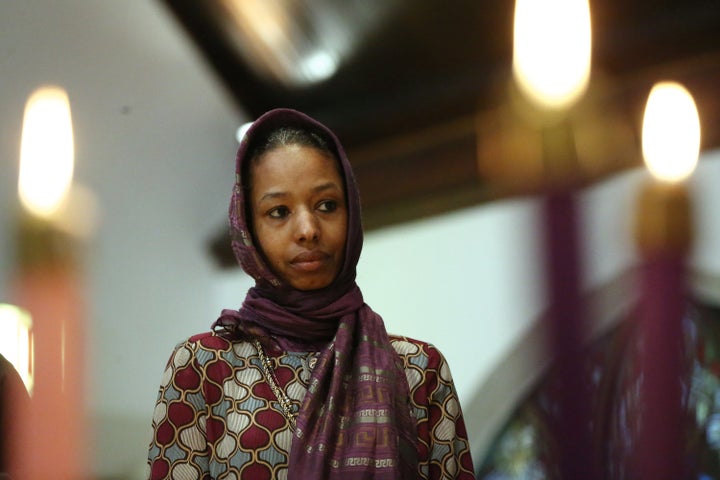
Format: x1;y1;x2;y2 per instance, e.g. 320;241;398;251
250;144;347;291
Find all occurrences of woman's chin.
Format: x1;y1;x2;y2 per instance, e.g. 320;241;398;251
288;275;335;291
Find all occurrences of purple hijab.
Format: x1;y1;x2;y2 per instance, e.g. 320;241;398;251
213;109;417;479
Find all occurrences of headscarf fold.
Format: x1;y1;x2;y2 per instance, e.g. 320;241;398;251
212;108;418;479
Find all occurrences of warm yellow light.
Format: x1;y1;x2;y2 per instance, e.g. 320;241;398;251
0;303;34;394
18;86;75;219
513;0;592;110
642;82;701;183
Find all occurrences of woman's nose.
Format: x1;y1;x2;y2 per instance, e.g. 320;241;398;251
294;209;320;242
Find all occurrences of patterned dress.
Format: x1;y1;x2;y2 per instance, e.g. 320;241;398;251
147;332;475;479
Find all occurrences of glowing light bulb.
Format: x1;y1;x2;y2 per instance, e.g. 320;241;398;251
513;0;592;110
18;86;74;219
642;82;700;183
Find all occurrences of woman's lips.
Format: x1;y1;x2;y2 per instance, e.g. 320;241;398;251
291;251;329;272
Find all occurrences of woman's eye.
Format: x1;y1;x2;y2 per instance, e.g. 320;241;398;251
317;200;338;213
268;206;290;218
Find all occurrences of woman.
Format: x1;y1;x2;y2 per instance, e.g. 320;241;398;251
147;108;475;479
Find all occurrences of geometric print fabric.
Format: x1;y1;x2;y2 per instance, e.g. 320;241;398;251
147;333;475;479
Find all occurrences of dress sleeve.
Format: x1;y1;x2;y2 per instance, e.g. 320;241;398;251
407;342;476;480
147;340;211;480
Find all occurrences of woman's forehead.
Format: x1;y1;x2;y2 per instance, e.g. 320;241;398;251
252;145;343;187
250;141;344;182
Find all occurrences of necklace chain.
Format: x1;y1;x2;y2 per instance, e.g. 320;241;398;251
253;339;298;432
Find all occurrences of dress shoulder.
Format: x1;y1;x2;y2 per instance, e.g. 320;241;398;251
389;334;449;371
183;331;232;351
388;334;441;354
167;332;255;361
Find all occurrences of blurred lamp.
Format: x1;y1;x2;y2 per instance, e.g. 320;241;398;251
642;81;701;183
513;0;592;111
18;86;74;219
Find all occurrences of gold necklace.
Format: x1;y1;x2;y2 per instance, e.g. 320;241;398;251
253;339;298;432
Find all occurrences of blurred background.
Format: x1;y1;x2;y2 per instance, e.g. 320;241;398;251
1;1;720;478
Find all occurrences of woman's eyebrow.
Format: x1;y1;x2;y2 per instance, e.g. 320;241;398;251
258;191;287;203
313;181;342;193
258;181;341;203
